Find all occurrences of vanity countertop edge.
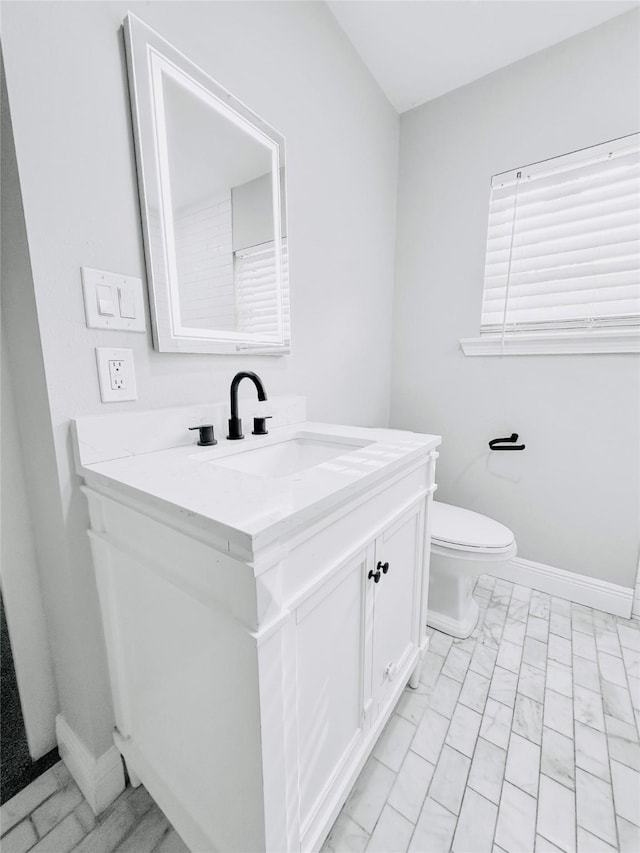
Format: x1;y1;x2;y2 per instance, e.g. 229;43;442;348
76;420;441;556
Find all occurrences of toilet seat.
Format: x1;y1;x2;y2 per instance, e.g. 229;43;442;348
431;502;515;554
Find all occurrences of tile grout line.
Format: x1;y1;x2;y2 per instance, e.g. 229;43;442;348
593;613;623;852
149;824;174;853
531;590;548;845
449;580;512;850
0;768;71;841
77;796;139;853
569;601;579;853
362;802;410;853
404;645;451;852
406;580;495;851
477;581;515;852
360;650;449;850
496;583;542;850
613;619;640;740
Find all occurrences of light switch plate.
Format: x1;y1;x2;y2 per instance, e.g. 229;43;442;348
95;347;137;402
82;267;146;332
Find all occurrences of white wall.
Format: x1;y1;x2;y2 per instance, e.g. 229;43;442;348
1;327;59;759
1;0;398;762
391;10;640;588
1;65;110;751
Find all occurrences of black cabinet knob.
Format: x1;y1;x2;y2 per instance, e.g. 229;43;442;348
368;568;381;584
378;561;390;574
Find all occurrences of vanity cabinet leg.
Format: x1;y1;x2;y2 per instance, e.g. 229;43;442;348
125;760;142;788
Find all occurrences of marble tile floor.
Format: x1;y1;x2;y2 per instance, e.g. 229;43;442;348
323;576;640;853
1;575;638;853
0;763;189;853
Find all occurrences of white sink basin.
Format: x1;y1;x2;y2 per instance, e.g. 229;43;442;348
212;436;371;478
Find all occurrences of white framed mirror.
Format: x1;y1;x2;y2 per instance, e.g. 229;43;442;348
124;14;290;354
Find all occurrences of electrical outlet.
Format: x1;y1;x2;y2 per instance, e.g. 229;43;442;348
96;348;137;402
108;360;126;390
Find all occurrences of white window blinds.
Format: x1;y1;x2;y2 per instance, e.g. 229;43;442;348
481;134;640;336
233;239;289;343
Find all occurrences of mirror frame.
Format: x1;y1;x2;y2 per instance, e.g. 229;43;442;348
123;13;290;354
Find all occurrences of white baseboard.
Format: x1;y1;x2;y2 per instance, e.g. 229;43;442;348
489;557;633;619
632;557;640;620
56;715;125;814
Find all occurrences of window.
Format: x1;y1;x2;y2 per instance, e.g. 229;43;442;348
461;134;640;355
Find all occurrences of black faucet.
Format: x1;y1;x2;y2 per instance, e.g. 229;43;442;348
227;371;268;440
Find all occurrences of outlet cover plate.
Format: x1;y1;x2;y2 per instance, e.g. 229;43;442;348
95;347;137;402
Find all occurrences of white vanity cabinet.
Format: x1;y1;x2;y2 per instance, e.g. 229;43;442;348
370;503;424;711
293;498;426;848
76;415;439;853
294;548;368;836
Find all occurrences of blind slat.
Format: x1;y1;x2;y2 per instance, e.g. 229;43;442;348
483;299;640;327
483;269;640;301
485;243;639;279
483;282;640;310
485;254;639;287
486;224;640;264
487;201;639;247
488;182;638;234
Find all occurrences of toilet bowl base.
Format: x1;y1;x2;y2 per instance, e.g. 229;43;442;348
426;504;516;640
427;598;479;639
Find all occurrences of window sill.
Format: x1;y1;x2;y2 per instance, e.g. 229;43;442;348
460;328;640;356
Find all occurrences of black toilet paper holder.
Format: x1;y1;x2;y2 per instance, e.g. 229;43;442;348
489;433;525;451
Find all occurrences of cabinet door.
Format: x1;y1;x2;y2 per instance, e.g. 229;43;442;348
371;504;423;705
295;551;367;832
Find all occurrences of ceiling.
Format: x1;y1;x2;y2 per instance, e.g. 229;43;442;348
326;1;638;113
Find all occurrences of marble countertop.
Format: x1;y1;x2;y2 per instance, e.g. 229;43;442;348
78;421;440;552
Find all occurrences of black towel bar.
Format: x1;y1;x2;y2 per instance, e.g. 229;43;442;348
489;433;526;451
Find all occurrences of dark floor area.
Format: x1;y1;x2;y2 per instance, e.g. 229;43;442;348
1;594;59;804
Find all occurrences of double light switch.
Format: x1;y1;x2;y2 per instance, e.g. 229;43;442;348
82;267;146;331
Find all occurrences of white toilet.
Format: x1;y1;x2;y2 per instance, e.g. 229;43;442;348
427;502;516;638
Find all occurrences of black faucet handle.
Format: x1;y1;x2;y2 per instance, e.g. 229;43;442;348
252;416;273;436
189;424;217;446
